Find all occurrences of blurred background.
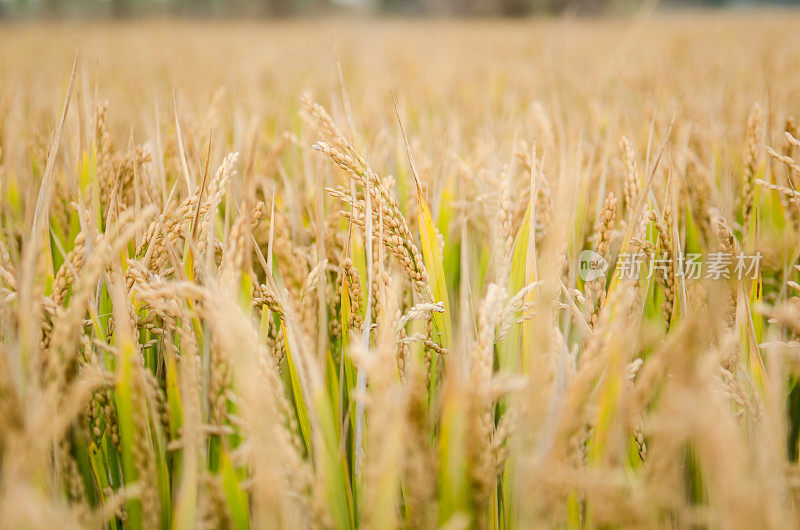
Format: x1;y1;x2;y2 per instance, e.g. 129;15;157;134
0;0;797;19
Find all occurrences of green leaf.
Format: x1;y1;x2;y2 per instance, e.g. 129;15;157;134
415;181;452;409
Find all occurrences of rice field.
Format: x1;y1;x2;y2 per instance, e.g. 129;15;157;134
2;10;800;528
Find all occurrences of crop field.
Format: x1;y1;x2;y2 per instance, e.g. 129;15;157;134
2;11;800;528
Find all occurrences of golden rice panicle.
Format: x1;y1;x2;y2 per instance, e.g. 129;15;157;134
620;136;642;211
220;201;253;290
209;321;232;428
361;279;407;529
44;209;146;395
685;161;715;246
784;118;797;159
742;104;761;225
50;231;86;306
515;139;552;241
300;92;345;151
499;168;513;259
401;359;437;528
492;167;514;283
587;192;617;326
198;152;239;257
310;99;430;299
715;213;739;254
766;116;800;184
267;209;310;293
467;284;506;517
595;193;618;258
773;118;800;227
200;473;234;530
649;207;676;327
95;100;113;208
765;144;800;182
209;294;324;527
342;256;364;329
131;369;161;530
715;214;739;330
